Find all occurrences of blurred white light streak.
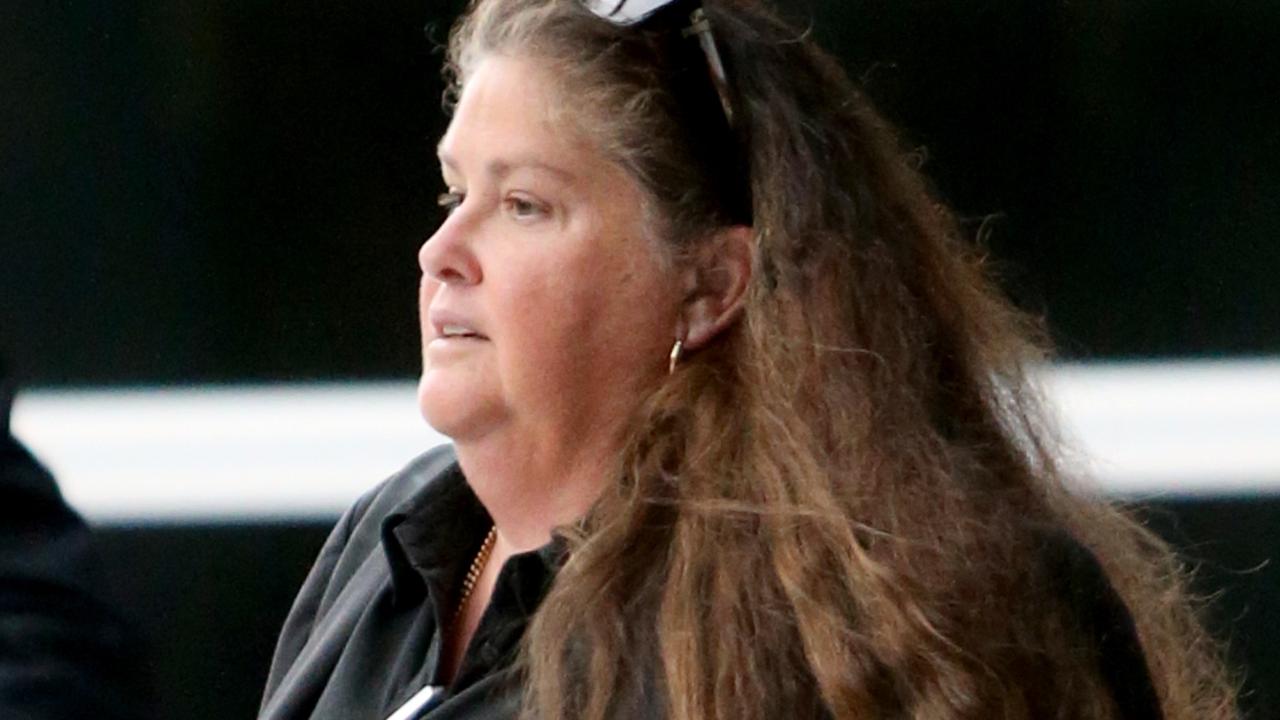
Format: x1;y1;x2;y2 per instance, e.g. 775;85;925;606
9;360;1280;525
1042;359;1280;494
12;383;447;524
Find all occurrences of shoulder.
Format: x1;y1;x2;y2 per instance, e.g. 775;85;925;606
316;444;460;593
260;445;459;707
338;444;460;546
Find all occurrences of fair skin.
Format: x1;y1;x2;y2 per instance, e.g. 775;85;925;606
418;54;753;684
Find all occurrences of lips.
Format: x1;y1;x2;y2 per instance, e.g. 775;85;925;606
440;324;480;338
428;308;488;341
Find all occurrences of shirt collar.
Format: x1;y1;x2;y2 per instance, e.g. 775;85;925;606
378;456;567;609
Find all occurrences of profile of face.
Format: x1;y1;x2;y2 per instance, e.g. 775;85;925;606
418;56;681;453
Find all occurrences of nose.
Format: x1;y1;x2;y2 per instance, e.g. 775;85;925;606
418;213;482;285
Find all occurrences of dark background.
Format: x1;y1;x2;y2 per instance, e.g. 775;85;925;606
3;0;1279;385
2;1;1277;719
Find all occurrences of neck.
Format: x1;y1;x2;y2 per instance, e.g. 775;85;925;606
454;428;615;553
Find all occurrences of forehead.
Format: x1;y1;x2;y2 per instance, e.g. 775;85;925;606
438;56;594;176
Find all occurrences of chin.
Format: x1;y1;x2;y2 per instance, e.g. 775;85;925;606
417;372;499;442
416;373;458;436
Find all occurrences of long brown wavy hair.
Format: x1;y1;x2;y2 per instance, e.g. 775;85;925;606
445;1;1239;718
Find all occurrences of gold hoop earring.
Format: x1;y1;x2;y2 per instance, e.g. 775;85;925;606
668;339;684;375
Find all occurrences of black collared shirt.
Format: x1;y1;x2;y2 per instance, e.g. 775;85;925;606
259;445;562;720
260;445;1164;720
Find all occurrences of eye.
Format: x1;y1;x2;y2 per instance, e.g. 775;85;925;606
436;190;464;214
504;194;549;221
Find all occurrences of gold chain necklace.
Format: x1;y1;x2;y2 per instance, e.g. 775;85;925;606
453;525;497;622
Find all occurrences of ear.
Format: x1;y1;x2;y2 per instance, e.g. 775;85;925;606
678;225;754;351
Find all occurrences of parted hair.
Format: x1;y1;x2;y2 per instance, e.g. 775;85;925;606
445;1;1238;718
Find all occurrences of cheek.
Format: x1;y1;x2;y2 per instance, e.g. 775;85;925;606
536;254;647;333
495;272;587;360
517;254;670;372
482;224;675;399
552;251;670;366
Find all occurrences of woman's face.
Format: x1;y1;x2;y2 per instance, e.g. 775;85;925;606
418;56;680;451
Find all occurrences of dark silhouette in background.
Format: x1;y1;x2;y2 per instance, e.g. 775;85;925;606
0;364;154;720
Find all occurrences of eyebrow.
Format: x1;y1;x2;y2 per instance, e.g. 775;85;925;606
437;147;576;183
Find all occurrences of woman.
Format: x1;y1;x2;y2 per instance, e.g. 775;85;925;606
260;1;1238;718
